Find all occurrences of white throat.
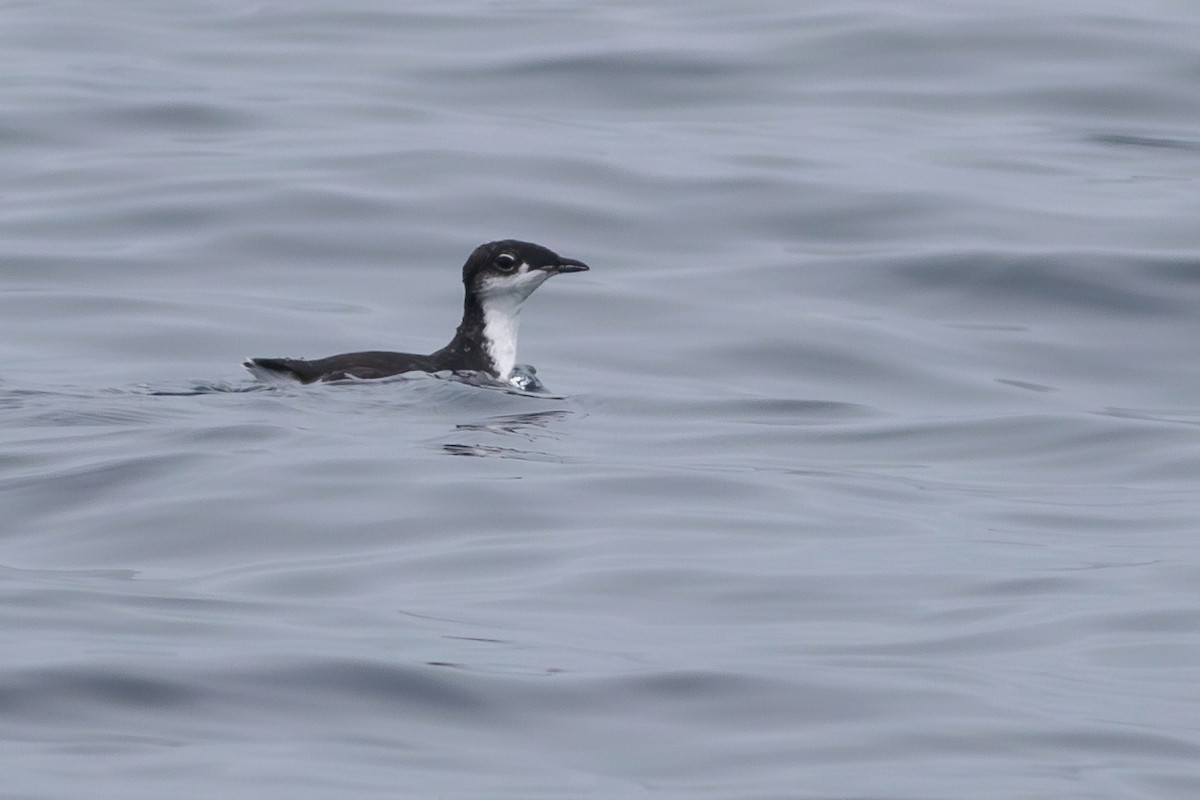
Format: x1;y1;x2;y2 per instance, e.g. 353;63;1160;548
481;299;522;380
477;269;550;380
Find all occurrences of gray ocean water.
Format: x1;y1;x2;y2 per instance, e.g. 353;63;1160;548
3;1;1200;798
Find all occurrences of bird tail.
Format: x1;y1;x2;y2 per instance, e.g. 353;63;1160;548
243;358;317;384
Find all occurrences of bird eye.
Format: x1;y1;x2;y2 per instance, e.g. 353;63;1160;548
494;253;519;272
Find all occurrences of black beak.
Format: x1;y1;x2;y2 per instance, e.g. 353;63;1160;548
544;257;589;274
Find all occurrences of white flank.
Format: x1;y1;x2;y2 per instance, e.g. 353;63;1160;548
477;267;552;380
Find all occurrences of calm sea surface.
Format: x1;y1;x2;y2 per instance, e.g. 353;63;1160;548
3;2;1200;798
